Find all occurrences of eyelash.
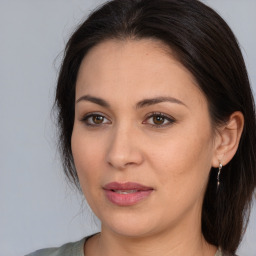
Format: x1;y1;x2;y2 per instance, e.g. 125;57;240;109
143;112;176;128
80;112;111;127
80;112;176;128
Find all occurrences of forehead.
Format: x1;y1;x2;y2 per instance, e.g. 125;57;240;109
76;39;206;108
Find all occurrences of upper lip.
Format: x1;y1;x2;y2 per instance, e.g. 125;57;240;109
103;182;153;191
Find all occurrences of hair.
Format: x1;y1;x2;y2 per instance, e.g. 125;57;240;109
55;0;256;254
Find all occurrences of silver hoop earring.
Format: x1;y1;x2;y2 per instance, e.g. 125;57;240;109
217;163;222;188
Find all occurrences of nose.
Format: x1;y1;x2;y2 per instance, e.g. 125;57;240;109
106;124;144;170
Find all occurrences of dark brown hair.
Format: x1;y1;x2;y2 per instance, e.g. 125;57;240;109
55;0;256;254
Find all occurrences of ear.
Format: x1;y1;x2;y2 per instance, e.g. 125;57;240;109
212;111;244;168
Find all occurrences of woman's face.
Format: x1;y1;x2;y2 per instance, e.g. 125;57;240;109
72;39;217;237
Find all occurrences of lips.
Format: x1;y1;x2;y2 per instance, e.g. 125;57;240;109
103;182;153;206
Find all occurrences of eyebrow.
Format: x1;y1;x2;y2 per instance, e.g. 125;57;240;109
76;95;110;108
76;95;187;109
136;96;187;109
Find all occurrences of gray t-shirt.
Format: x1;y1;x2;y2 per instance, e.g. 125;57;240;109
25;237;86;256
26;235;225;256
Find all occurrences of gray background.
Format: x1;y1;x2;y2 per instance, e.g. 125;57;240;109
0;1;255;255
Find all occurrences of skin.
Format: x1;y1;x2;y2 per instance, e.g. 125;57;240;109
71;39;244;256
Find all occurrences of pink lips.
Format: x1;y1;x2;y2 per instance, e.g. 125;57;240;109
103;182;153;206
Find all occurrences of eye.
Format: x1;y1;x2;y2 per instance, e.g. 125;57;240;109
143;112;175;127
81;113;111;126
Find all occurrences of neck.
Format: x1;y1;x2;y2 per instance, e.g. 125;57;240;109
85;212;217;256
97;230;215;256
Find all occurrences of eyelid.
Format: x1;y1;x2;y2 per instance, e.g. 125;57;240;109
79;111;176;128
80;112;111;125
142;112;176;127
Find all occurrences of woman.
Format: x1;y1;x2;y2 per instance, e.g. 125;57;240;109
27;0;256;255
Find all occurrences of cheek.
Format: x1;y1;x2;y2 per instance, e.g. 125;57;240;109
147;122;214;189
71;133;107;216
71;128;105;191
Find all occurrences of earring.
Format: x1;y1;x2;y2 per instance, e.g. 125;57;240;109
217;162;222;188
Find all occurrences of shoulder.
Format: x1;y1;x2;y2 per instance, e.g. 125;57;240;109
25;237;86;256
216;248;238;256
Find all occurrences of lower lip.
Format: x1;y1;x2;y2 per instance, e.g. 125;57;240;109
104;190;153;206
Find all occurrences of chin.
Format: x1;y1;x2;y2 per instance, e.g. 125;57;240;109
99;209;163;238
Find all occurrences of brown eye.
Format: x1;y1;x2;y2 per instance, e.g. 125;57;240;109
143;112;176;128
153;115;165;125
92;115;104;124
81;113;111;126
